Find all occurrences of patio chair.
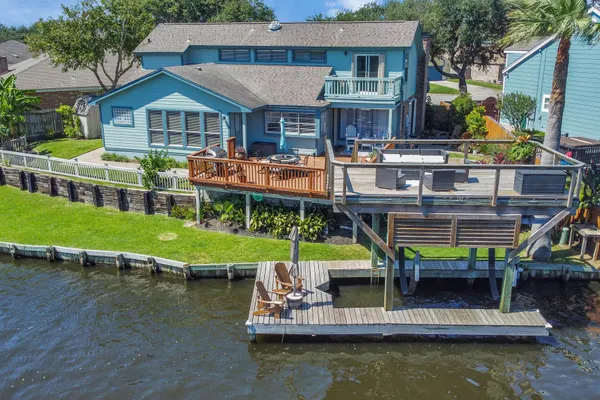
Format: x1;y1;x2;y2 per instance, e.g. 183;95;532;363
423;169;456;191
454;168;469;183
376;168;406;190
274;262;303;292
345;125;357;153
253;281;284;319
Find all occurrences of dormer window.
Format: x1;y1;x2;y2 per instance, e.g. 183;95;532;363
219;49;250;62
255;49;287;63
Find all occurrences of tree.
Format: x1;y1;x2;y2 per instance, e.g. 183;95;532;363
147;0;275;23
0;24;35;42
501;0;599;163
428;0;508;94
0;75;40;138
498;92;536;131
26;0;155;92
501;0;599;261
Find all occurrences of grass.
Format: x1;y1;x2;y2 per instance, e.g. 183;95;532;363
448;79;502;91
32;138;103;159
447;151;490;162
0;186;369;264
428;83;460;95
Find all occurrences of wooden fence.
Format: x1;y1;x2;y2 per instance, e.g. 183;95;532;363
0;136;27;152
18;110;63;141
485;116;514;140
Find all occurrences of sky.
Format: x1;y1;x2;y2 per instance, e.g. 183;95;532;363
0;0;377;27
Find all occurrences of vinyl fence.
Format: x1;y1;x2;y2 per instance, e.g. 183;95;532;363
0;149;194;192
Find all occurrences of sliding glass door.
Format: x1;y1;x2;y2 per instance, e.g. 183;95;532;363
339;109;388;139
355;54;380;94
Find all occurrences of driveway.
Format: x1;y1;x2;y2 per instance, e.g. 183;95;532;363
428;80;501;104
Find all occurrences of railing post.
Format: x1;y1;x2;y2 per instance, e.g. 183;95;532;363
74;159;80;176
23;153;28;169
567;169;576;208
172;175;178;190
491;169;500;207
417;167;424;206
137;170;143;186
47;156;52;173
342;166;348;205
463;143;469;164
104;164;109;181
0;150;4;166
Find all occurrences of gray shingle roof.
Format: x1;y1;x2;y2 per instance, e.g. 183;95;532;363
13;55;149;91
135;21;420;53
504;37;550;52
164;63;332;109
0;40;32;65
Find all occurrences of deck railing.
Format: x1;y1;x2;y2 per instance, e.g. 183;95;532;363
187;151;328;198
328;139;586;208
324;76;402;100
0;149;193;192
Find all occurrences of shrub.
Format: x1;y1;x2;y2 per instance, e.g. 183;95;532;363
211;196;245;226
101;152;133;162
56;104;82;138
465;106;488;139
135;150;174;189
249;202;331;241
498;92;536;132
450;94;476;130
170;205;196;221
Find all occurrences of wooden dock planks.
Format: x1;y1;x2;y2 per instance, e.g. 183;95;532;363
247;260;551;337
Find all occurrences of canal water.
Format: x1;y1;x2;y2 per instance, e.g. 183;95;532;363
1;256;600;399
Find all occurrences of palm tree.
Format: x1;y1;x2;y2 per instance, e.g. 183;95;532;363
0;75;40;138
501;0;599;165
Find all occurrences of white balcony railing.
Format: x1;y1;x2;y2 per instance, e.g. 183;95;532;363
324;75;402;100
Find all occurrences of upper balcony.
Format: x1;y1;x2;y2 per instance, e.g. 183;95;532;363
324;75;403;102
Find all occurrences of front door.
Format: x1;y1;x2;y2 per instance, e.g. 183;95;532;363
230;113;242;144
355;54;380;94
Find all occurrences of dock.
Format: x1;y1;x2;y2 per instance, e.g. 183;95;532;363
246;261;552;339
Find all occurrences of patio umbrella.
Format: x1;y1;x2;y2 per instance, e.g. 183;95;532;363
289;225;299;295
279;117;287;153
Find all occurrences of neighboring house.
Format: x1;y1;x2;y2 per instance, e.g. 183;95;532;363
89;21;426;159
430;52;505;84
502;7;600;139
0;40;32;72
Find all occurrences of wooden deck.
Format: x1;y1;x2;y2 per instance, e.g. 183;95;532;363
246;261;551;338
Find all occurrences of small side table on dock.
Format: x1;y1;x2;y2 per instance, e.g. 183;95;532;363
568;224;600;259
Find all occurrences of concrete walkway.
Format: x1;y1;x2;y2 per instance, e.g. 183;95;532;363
74;147;189;174
429;80;501;104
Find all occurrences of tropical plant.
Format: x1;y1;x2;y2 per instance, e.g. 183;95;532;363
498;92;537;131
27;0;155;92
465;106;488;139
135;150;174;189
212;196;245;225
579;163;600;212
0;75;40;138
170;205;196;221
501;0;600;164
55;104;82;138
508;134;535;163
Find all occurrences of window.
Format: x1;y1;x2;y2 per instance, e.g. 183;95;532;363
204;112;221;146
185;112;201;147
255;49;288;63
148;110;164;145
340;109;388;139
541;94;551;112
265;111;316;136
166;111;183;146
112;107;133;127
219;49;250;62
293;50;326;63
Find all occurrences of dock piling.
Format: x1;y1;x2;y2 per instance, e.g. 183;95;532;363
46;246;56;262
499;258;517;313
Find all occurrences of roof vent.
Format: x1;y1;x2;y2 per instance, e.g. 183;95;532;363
268;21;281;31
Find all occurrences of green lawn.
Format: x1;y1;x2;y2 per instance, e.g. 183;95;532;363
32;138;103;159
428;83;460;95
448;79;502;91
0;186;369;264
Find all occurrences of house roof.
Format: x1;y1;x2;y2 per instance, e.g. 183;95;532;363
135;21;420;54
12;55;148;92
93;63;332;110
504;37;550;52
0;40;32;65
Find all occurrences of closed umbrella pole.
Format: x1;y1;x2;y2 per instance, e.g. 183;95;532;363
289;226;299;296
279;117;287;153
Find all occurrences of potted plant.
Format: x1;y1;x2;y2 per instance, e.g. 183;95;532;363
234;146;247;160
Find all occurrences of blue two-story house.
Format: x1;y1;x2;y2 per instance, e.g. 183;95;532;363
501;7;600;140
90;20;425;159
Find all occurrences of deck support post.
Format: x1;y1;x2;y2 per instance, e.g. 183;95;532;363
371;213;381;269
352;221;358;244
384;255;395;311
467;248;477;270
195;187;202;224
245;193;251;230
499;258;516;313
299;199;305;221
